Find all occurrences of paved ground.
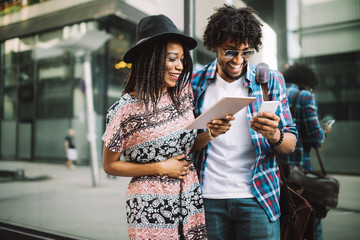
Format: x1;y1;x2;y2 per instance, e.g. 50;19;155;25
0;160;359;240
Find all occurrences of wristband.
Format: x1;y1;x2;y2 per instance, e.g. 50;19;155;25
207;128;217;140
270;128;284;147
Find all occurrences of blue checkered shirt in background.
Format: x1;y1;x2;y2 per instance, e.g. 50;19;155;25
191;60;297;222
279;83;325;170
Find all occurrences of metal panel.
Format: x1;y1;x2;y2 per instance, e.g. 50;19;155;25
0;0;145;42
301;0;360;28
0;120;16;157
18;122;31;159
301;25;360;57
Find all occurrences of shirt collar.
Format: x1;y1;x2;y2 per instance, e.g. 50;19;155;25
245;62;256;87
205;59;218;84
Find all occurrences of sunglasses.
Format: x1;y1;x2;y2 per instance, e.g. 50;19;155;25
221;48;255;59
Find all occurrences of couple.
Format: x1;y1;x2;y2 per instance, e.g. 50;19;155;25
102;5;297;240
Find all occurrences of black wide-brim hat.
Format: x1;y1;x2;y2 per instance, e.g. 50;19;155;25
123;14;197;63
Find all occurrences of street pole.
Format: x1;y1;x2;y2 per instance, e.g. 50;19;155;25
184;0;196;63
84;53;100;187
55;30;110;187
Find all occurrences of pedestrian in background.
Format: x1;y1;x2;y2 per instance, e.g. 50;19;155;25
191;5;297;239
102;14;232;239
64;128;77;170
279;63;332;240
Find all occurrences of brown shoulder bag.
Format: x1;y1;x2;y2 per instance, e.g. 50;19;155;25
256;63;315;240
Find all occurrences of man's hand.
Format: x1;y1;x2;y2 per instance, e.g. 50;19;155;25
207;115;235;138
250;112;280;142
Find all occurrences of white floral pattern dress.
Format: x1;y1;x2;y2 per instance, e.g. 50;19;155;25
102;86;207;240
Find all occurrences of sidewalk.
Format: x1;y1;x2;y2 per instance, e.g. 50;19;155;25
0;160;359;240
0;161;129;240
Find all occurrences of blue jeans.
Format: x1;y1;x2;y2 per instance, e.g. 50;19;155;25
314;218;323;240
203;198;280;240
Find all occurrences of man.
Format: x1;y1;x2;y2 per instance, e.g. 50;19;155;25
191;5;297;239
279;63;332;240
65;128;77;170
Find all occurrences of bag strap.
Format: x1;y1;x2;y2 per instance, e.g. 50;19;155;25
315;147;327;176
256;63;297;211
290;89;327;176
276;153;297;210
261;84;269;101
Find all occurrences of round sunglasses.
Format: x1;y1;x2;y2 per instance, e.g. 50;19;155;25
221;48;255;59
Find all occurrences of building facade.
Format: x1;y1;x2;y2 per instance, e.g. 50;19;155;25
1;0;143;164
286;0;360;174
1;0;278;166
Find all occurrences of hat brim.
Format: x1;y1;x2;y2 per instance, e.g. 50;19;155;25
123;32;197;63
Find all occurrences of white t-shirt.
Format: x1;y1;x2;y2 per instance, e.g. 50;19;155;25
202;73;257;199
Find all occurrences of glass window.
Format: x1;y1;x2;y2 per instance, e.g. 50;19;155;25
17;36;36;120
36;80;72;118
0;121;17;157
38;57;71;82
36;29;73;118
0;15;139;240
3;87;17;119
19;83;34;120
4;38;19;67
19;64;34;85
105;28;133;110
2;38;21;120
18;36;35;65
300;51;360;175
3;67;17;87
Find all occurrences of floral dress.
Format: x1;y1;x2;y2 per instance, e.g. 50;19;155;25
102;86;207;240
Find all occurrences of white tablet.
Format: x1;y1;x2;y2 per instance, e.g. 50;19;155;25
258;101;280;114
185;97;255;129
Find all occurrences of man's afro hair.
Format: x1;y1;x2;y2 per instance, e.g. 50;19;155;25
203;5;263;51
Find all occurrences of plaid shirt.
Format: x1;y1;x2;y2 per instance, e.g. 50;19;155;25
279;83;325;170
191;60;297;222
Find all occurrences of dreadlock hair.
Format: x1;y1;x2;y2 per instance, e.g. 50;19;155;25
123;39;193;112
203;5;263;51
283;63;319;90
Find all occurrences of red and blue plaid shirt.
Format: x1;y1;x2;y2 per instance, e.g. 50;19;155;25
191;60;297;222
279;83;325;170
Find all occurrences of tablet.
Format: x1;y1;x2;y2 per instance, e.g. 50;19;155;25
185;97;255;129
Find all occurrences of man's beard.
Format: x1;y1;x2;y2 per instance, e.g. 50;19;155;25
222;62;248;80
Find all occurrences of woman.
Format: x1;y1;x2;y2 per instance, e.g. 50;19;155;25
102;14;232;240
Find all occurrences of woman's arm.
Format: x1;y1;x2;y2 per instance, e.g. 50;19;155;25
102;144;190;180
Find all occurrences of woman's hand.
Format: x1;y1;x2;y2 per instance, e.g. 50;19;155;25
103;145;191;179
157;154;190;180
207;114;235;138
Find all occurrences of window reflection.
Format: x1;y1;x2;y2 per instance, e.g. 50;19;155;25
106;27;133;108
3;87;17;119
4;38;19;67
36;29;72;118
0;17;135;239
